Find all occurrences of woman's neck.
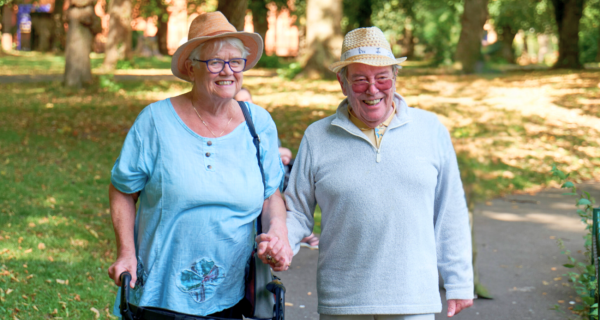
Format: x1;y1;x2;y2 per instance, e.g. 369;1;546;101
189;89;234;117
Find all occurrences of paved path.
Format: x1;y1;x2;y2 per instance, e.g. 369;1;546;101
276;182;600;320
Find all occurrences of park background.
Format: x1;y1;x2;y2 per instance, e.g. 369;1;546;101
1;0;600;318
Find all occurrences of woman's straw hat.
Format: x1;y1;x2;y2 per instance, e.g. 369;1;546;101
329;27;407;74
171;11;264;82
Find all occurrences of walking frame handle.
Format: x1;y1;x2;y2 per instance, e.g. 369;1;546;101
120;272;135;320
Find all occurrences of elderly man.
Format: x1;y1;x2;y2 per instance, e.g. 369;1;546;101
283;27;474;320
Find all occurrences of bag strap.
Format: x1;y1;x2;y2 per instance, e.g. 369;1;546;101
238;101;265;235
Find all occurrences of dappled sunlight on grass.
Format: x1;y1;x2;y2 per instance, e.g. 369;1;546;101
1;69;599;318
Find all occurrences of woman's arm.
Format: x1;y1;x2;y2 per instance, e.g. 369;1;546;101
256;189;293;271
107;183;138;288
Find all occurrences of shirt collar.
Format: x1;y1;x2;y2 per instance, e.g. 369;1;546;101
332;93;412;133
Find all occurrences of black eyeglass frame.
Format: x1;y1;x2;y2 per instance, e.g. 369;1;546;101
192;58;247;74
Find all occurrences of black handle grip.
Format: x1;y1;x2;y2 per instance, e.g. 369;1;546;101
119;272;132;319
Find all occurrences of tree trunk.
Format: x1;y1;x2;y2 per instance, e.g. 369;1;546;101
157;9;169;56
217;0;249;31
2;4;12;52
31;13;55;52
249;0;268;44
454;0;489;74
551;0;584;69
498;25;516;64
356;0;372;27
301;0;343;79
64;0;102;88
103;0;133;70
53;0;66;51
401;18;415;59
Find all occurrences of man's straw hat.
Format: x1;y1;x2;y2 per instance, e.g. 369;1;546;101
171;11;264;82
329;27;407;74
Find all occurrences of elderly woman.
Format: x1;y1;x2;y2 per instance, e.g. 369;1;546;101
107;12;293;318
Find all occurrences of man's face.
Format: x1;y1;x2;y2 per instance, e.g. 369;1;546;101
337;63;396;128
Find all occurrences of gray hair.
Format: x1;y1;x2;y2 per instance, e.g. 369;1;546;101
338;64;399;88
189;37;250;67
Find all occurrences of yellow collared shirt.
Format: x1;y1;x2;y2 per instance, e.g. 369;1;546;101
348;102;396;148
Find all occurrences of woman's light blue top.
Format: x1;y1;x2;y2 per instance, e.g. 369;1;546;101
110;98;284;316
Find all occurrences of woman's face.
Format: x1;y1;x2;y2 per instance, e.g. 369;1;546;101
189;43;244;101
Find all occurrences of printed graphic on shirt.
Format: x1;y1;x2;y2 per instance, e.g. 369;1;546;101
177;258;225;303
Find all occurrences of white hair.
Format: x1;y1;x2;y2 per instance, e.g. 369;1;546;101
338;64;399;88
189;37;250;67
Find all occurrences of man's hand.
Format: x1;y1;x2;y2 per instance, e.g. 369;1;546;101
256;233;293;271
108;254;137;288
447;299;473;317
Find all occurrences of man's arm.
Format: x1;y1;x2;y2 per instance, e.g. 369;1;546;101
434;128;474;316
107;183;138;288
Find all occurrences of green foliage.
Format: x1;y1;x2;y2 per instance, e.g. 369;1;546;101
551;164;599;319
277;62;302;79
98;75;123;93
579;0;600;63
371;0;462;64
255;54;286;69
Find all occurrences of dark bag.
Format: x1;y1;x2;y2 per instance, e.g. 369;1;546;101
238;101;286;320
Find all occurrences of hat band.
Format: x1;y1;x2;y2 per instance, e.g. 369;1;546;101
341;47;396;61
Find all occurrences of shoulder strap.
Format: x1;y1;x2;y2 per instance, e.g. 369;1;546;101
238;101;266;235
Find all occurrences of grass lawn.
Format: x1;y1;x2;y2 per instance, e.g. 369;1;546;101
0;52;172;75
1;67;600;318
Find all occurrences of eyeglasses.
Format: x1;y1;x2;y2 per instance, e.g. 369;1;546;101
351;78;394;93
193;58;247;74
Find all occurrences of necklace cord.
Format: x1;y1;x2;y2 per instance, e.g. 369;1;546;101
191;100;234;138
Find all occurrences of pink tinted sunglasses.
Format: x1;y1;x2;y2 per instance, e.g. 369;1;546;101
351;78;394;93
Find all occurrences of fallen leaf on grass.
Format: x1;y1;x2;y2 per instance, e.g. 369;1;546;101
48;256;54;262
88;229;99;238
51;308;57;315
37;243;45;250
28;222;35;228
18;237;23;243
56;279;67;285
33;305;38;311
74;294;81;301
23;248;32;254
90;307;100;319
6;288;13;295
26;275;33;279
21;295;27;300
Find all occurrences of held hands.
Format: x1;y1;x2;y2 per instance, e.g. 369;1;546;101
447;299;473;317
108;254;137;288
255;233;293;272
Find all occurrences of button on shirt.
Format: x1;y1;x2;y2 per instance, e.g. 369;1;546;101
110;99;284;316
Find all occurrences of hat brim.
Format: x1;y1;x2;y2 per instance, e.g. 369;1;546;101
171;32;264;82
329;55;407;73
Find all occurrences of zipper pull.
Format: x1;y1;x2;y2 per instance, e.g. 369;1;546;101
376;149;381;163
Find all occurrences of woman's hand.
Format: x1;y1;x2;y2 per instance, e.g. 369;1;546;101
108;184;138;288
108;253;138;288
256;233;293;271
